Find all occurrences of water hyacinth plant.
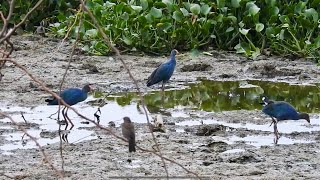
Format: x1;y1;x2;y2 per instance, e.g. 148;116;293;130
48;0;320;60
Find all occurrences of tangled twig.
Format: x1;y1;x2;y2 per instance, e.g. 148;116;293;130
0;112;64;179
79;1;172;178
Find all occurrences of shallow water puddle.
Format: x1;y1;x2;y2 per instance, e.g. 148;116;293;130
0;98;152;154
1;80;320;153
176;119;320;133
227;135;314;147
221;149;245;154
105;80;320;113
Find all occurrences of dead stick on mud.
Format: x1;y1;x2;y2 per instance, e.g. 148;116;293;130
20;112;27;124
55;5;85;173
0;58;200;178
79;2;173;179
0;112;64;179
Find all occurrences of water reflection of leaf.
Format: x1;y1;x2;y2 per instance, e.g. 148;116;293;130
105;80;320;113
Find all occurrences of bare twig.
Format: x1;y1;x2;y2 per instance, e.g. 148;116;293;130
79;1;171;178
0;0;45;44
0;57;200;178
20;112;27;124
56;5;85;173
0;112;64;179
0;0;15;38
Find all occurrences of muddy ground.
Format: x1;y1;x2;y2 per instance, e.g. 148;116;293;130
1;35;320;179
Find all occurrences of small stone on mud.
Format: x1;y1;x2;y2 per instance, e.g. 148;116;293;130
203;161;213;166
180;63;212;72
227;153;262;164
80;63;100;74
299;73;311;80
108;121;116;128
218;73;236;78
80;121;90;124
207;141;228;152
196;125;227;136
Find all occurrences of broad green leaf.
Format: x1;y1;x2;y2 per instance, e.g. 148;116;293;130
156;22;172;32
162;0;173;5
145;13;153;23
183;2;191;11
140;0;148;10
247;2;260;16
231;0;241;8
279;15;289;23
255;23;264;32
239;28;249;35
226;27;234;33
201;4;211;15
266;27;275;37
238;21;245;28
217;0;225;9
154;2;167;8
180;8;189;16
131;5;142;12
150;7;162;18
190;49;200;57
116;3;124;14
227;16;237;23
122;12;129;21
104;1;116;7
190;4;201;15
235;42;249;54
270;6;279;16
265;0;276;7
251;49;261;59
57;29;66;36
57;13;66;22
278;29;285;40
122;35;132;45
304;8;318;23
173;10;183;21
314;36;320;48
294;1;306;14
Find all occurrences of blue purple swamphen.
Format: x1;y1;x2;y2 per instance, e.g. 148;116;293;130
121;117;136;152
261;96;310;142
147;49;179;91
45;84;93;128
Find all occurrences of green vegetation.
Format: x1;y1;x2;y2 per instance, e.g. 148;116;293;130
1;0;320;60
0;0;78;30
48;0;320;60
95;80;320;113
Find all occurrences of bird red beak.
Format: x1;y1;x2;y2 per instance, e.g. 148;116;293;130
88;84;95;92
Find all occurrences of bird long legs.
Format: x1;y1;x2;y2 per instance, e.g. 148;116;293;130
62;106;74;129
271;117;280;144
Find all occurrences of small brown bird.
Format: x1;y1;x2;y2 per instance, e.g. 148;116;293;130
121;117;136;152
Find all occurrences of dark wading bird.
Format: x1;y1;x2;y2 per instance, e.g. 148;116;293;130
45;84;93;129
260;97;310;143
147;49;179;92
121;117;136;153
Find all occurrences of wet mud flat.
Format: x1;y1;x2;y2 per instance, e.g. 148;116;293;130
1;35;320;179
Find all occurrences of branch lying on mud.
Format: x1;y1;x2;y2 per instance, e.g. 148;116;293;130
0;112;64;179
0;57;201;179
79;1;172;178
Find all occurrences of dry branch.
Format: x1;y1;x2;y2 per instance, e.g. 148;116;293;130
78;1;172;178
0;57;201;178
0;112;64;179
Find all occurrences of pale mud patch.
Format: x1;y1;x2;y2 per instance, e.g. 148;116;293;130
0;35;320;179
